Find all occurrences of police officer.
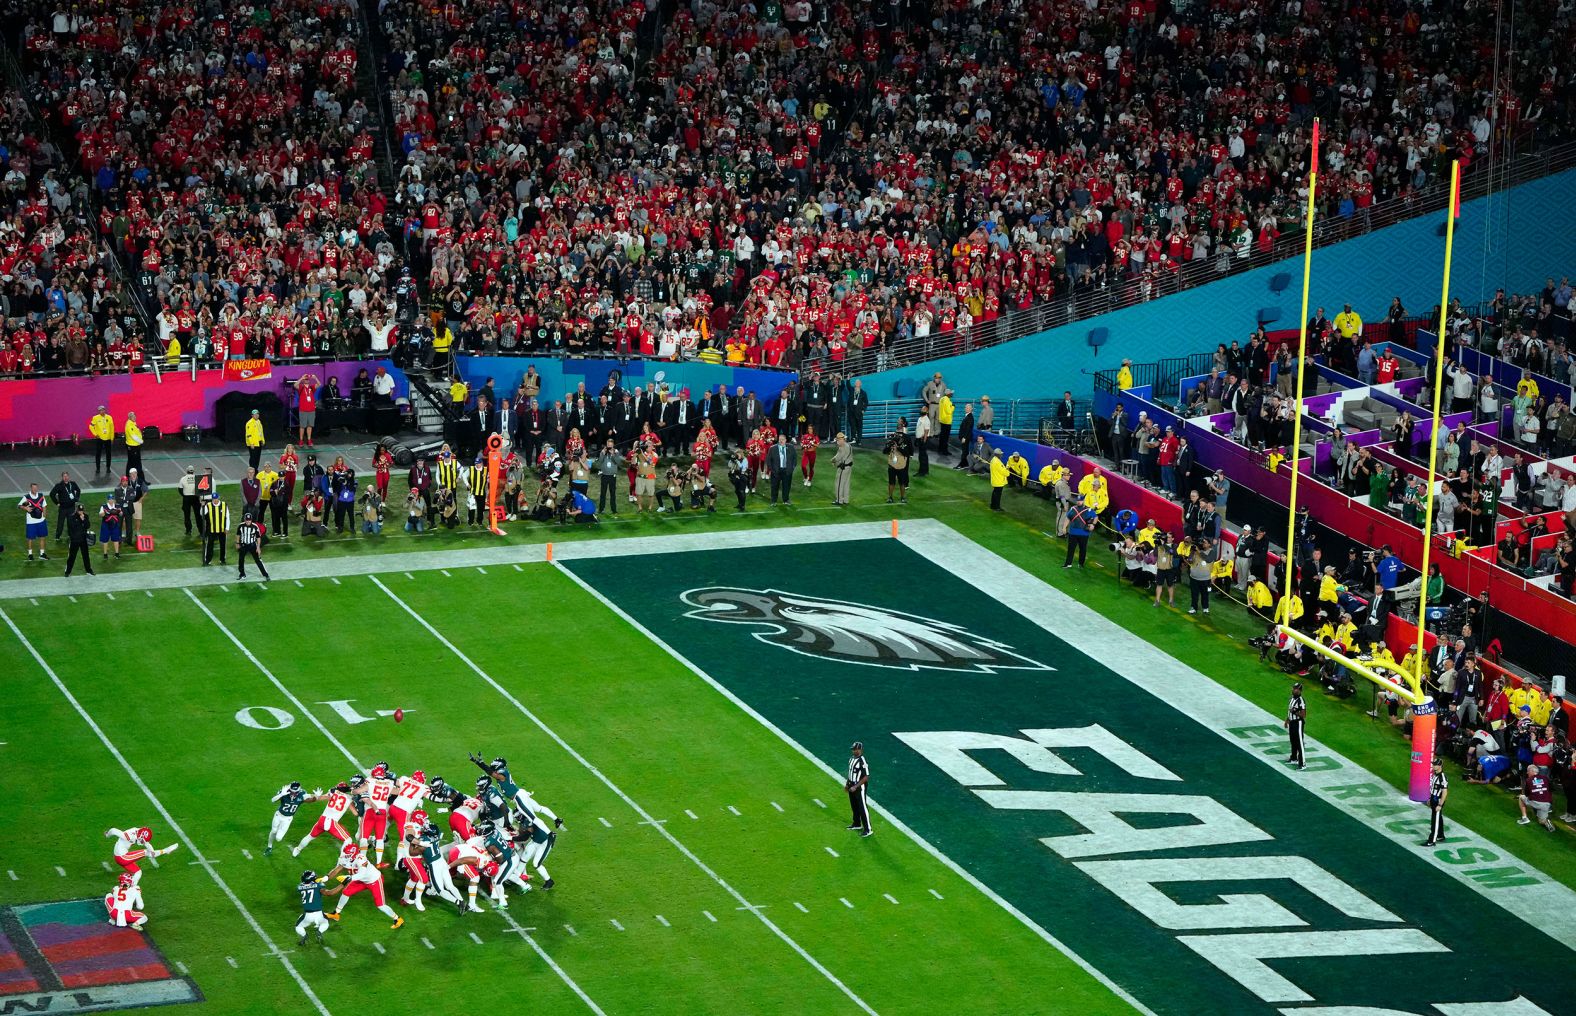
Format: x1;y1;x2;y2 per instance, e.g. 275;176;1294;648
1422;755;1448;846
845;741;872;837
1285;682;1307;770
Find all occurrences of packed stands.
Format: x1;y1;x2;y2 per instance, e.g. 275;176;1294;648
1;0;1573;379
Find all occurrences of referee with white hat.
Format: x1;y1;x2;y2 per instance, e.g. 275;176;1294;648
845;742;872;837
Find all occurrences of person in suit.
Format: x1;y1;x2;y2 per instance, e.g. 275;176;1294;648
588;395;611;448
568;397;591;449
774;381;801;438
848;379;869;445
698;388;719;434
767;433;796;504
522;399;545;463
738;389;762;445
1057;391;1077;431
496;398;518;452
954;403;976;468
657;393;682;455
1356;583;1393;657
615;392;639;446
547;400;568;456
712;385;733;449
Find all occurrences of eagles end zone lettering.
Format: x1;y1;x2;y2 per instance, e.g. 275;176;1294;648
896;727;1505;1009
566;536;1574;1015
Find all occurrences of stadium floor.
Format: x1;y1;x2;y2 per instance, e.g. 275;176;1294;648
3;466;1574;1014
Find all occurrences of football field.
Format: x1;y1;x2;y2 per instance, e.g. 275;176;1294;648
2;521;1572;1016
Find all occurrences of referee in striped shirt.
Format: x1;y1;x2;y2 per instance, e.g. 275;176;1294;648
1422;755;1448;846
845;742;872;837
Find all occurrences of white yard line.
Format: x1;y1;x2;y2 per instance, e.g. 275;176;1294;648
0;606;333;1016
902;520;1576;952
547;526;1156;1016
185;588;605;1016
374;573;880;1016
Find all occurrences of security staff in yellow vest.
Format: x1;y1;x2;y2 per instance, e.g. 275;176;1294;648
432;323;455;372
123;412;145;479
989;448;1009;511
1006;451;1029;487
89;406;115;475
244;410;265;470
936;391;955;455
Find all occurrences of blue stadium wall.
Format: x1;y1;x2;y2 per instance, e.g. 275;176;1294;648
859;167;1576;401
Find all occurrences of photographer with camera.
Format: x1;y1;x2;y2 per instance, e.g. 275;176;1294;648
883;421;914;504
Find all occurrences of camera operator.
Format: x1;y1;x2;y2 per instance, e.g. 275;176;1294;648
883;421;914;504
687;463;718;512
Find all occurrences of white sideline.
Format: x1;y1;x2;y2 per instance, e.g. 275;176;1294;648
184;590;605;1016
0;606;333;1016
549;556;1158;1016
370;574;880;1016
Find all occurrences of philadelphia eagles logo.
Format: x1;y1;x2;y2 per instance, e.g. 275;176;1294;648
680;587;1054;674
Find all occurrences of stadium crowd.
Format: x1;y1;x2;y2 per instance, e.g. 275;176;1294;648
2;0;1572;378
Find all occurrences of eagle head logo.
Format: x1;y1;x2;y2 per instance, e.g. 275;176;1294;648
680;587;1053;674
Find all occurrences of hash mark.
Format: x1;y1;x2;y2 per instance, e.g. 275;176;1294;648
421;937;435;950
684;809;698;820
102;861;112;871
323;947;337;959
145;590;155;598
793;902;808;913
106;592;116;600
770;801;784;812
29;598;38;606
727;805;741;816
512;564;523;572
563;924;576;937
241;849;252;860
824;847;839;858
68;596;77;603
468;932;484;945
598;817;611;828
702;911;717;923
655;914;670;927
476;567;487;574
330;577;341;586
639;818;667;828
610;919;624;932
218;586;228;593
295;580;304;588
226;956;238;968
189;860;215;865
405;572;415;580
883;894;900;905
54;866;65;877
928;889;944;900
175;961;188;974
441;570;452;577
7;870;16;881
813;798;827;809
840;898;854;909
372;942;385;955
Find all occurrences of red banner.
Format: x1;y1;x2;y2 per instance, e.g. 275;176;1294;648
222;358;272;383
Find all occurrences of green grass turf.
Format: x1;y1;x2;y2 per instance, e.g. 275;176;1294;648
0;569;1131;1015
4;447;1573;1016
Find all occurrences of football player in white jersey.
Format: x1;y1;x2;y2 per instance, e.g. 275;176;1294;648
323;842;403;930
291;780;355;857
104;873;147;928
104;826;179;885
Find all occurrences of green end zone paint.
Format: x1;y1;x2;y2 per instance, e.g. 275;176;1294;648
563;522;1573;1016
0;900;201;1014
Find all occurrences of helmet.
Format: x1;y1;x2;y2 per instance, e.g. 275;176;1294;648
118;872;135;887
412;809;428;826
348;775;367;790
136;827;153;843
475;820;495;837
334;781;350;792
370;762;389;779
300;869;318;884
341;843;361;861
490;756;508;772
421;822;441;839
288;780;302;793
430;775;446;790
411;769;425;784
475;775;492;793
